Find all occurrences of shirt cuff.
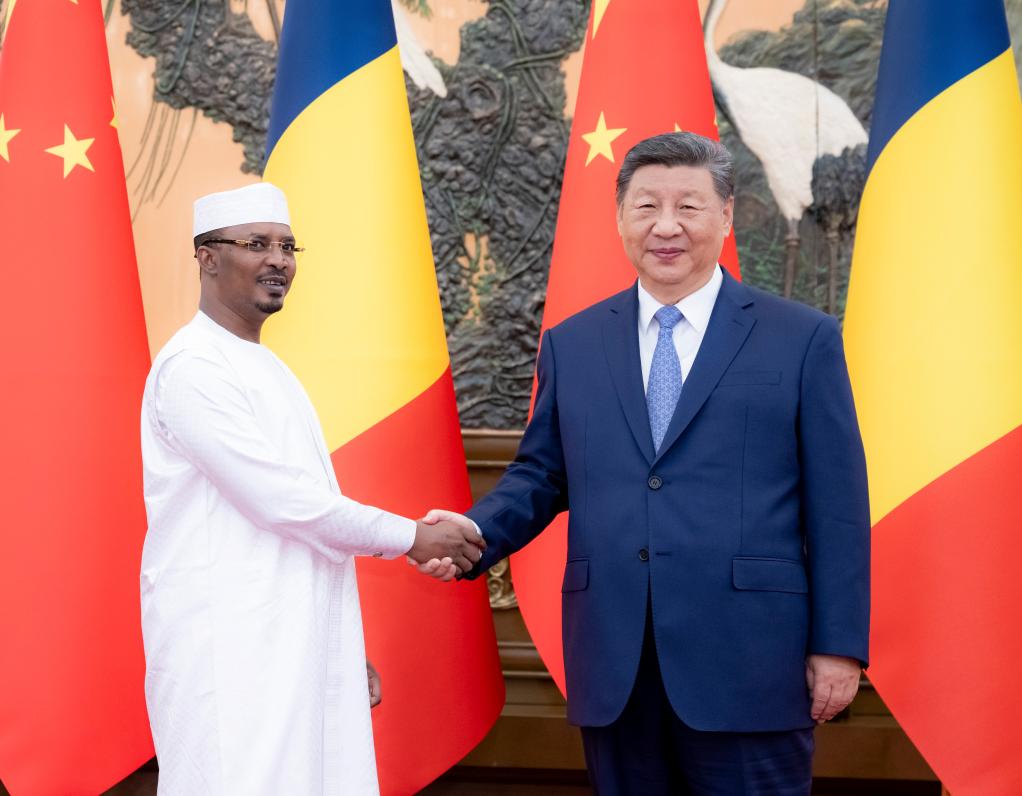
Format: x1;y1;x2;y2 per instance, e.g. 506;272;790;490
371;514;417;560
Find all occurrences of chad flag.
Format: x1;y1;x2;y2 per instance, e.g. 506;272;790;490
262;1;503;792
509;0;739;693
844;1;1022;793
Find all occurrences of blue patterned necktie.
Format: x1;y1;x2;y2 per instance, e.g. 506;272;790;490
647;305;684;453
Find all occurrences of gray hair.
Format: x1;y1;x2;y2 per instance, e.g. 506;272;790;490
616;132;734;205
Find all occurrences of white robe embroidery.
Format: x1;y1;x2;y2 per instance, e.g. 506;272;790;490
140;312;414;795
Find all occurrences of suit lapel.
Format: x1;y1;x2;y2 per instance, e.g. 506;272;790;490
602;284;655;465
653;272;756;465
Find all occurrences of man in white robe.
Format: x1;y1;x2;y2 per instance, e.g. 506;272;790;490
140;183;480;795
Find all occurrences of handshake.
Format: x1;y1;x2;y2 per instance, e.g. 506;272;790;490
406;510;483;582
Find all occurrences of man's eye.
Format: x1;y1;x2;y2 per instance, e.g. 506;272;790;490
281;243;296;253
247;240;267;251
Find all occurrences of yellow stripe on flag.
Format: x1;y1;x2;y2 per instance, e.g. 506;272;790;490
263;47;449;451
844;50;1022;525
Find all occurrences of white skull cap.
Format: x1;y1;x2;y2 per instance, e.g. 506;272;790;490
193;182;291;237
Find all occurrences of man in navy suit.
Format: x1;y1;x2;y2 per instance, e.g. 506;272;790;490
427;132;870;794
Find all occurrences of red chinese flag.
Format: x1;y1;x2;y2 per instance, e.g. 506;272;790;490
0;1;154;793
510;0;740;692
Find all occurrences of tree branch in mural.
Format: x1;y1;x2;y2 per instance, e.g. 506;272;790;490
411;0;589;428
122;0;276;175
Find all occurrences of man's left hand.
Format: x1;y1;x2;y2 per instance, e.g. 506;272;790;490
367;660;382;709
805;654;861;724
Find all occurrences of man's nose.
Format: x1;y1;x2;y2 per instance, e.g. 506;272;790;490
652;209;682;236
265;244;288;268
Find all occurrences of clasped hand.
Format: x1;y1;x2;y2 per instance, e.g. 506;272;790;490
405;509;483;582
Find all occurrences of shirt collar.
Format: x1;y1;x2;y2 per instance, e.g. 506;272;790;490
637;264;723;335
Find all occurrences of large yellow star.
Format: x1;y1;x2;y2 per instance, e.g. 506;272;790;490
0;114;20;163
592;0;611;39
45;124;95;178
581;112;627;166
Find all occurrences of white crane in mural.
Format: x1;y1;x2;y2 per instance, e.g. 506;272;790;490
703;0;867;296
392;0;448;98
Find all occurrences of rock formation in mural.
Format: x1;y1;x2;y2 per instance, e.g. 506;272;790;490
122;0;276;175
408;0;590;428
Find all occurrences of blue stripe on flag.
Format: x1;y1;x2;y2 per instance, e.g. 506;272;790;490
866;0;1010;172
266;0;397;158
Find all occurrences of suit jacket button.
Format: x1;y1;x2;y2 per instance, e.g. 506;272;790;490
648;475;662;490
639;548;649;562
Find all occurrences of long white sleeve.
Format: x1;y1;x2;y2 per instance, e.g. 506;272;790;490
153;349;415;562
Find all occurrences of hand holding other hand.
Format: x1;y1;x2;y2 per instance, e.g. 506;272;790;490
407;514;485;574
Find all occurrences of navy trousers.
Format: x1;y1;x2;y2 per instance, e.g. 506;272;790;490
580;604;814;796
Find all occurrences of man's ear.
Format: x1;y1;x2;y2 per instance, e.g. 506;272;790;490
722;195;735;234
195;245;218;277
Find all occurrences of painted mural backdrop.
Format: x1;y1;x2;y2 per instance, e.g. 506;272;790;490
3;0;1020;428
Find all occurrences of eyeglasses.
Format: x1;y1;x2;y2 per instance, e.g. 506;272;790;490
201;239;306;257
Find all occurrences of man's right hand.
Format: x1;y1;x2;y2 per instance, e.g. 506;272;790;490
408;518;486;573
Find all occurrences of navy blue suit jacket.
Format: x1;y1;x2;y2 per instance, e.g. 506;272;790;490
466;272;870;731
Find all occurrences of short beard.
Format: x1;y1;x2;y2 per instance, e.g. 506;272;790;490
255;299;284;315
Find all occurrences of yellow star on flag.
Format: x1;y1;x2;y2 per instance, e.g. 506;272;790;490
0;114;20;163
110;97;118;128
45;124;95;178
592;0;611;39
674;123;684;133
582;111;627;166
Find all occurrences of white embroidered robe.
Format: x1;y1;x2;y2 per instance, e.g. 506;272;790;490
140;312;415;795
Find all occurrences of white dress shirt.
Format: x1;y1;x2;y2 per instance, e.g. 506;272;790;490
140;311;415;795
637;264;724;392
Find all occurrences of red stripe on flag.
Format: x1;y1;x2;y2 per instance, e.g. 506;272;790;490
331;368;503;795
868;424;1022;795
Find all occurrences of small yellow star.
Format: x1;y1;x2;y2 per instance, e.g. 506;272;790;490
45;124;95;178
0;114;20;163
110;97;118;128
581;112;627;166
674;123;684;133
592;0;611;39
